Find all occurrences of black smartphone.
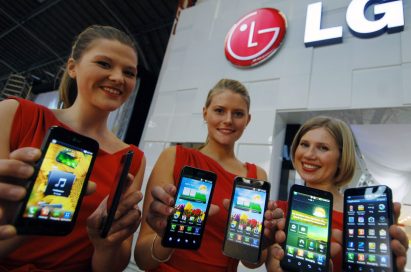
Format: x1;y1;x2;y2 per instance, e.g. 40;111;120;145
161;166;216;250
100;150;134;238
343;185;396;272
222;177;270;263
281;184;333;272
14;126;99;235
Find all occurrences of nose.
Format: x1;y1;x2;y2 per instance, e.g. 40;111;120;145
223;112;233;124
108;68;124;84
303;146;317;159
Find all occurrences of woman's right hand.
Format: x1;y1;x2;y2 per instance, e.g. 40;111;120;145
145;184;177;237
0;147;40;240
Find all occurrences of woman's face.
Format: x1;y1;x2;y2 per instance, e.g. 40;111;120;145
203;89;250;147
294;127;341;186
68;38;138;112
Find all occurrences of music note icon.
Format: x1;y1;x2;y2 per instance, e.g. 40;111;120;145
55;178;67;188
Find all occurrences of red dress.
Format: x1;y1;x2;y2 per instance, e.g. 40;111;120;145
0;98;144;271
150;145;258;272
276;200;343;272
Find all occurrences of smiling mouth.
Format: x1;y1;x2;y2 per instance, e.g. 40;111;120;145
302;162;320;170
102;86;122;95
218;128;235;134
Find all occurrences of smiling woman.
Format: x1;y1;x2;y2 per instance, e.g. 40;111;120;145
0;25;146;271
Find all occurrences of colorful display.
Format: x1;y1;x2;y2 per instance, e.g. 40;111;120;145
22;140;94;222
226;185;267;248
284;190;331;271
344;186;394;272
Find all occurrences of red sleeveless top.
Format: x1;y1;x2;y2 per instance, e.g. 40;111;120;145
0;98;144;271
276;200;343;272
150;145;258;272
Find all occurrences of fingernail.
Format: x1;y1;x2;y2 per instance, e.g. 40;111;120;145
168;207;174;214
0;226;16;239
27;149;40;159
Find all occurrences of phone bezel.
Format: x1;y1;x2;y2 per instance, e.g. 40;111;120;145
343;185;396;272
222;176;270;263
280;184;333;272
99;150;134;238
14;126;99;235
161;165;217;250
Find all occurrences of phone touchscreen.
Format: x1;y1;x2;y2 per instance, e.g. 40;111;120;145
162;167;215;249
225;183;268;254
344;186;395;272
282;186;332;272
22;139;95;223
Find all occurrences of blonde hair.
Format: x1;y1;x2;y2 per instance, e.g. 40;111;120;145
58;25;137;108
290;116;356;187
204;79;250;111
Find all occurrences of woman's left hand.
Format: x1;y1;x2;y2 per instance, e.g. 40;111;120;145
87;173;143;247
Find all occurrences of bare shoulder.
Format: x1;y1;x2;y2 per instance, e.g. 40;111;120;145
256;165;268;181
0;99;19;117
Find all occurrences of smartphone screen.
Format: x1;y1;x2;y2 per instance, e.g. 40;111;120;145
100;150;134;238
343;185;395;272
161;166;216;250
222;177;270;263
281;184;333;272
15;126;98;235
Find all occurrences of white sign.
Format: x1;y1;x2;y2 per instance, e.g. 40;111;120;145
304;0;405;47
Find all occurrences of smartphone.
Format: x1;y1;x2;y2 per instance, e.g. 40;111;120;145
222;177;270;263
281;184;333;272
100;150;134;238
161;166;216;250
14;126;99;235
343;185;396;272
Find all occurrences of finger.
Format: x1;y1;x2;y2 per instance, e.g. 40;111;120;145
8;147;41;163
149;198;174;217
86;181;96;195
110;206;141;234
222;199;230;210
115;191;143;220
146;212;168;234
208;204;220;216
390;237;408;258
390;225;409;252
393;202;401;224
330;229;343;259
0;225;17;240
0;159;35;180
151;185;175;206
269;244;285;261
0;182;26;201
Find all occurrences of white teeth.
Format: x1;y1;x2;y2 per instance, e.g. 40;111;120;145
102;87;120;95
303;163;318;169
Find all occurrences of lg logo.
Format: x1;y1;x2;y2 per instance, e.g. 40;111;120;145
225;1;405;67
304;0;405;47
224;8;287;67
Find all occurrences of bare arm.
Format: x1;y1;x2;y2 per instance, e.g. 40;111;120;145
90;155;146;272
134;146;177;270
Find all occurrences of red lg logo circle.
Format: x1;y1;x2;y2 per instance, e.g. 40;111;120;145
225;8;287;67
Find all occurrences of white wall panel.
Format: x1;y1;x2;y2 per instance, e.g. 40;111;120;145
244;79;280;110
309;42;352;109
351;66;403;108
143;115;172;142
241;110;275;144
402;63;411;105
277;74;310;110
237;144;272;176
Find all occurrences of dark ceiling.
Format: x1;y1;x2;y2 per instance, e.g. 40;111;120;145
0;0;179;93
